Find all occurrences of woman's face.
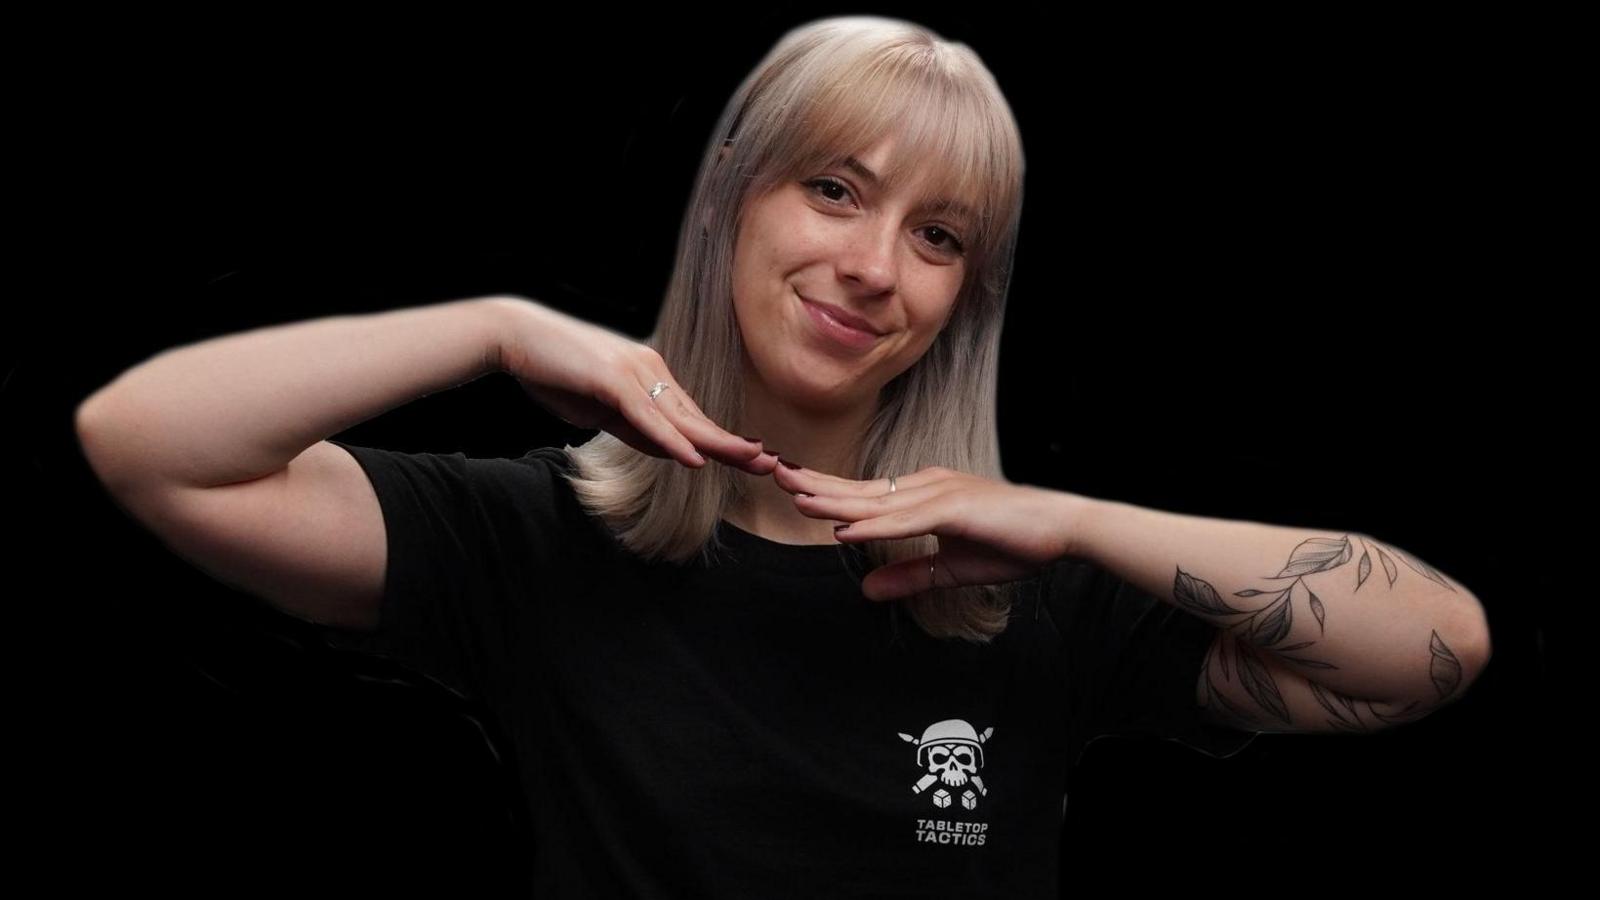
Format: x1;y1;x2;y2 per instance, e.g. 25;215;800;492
730;135;968;411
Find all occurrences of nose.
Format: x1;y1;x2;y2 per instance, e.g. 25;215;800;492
835;217;899;297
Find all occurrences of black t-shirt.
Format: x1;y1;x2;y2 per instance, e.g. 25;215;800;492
317;441;1256;898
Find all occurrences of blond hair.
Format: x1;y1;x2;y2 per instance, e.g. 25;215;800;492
559;15;1028;643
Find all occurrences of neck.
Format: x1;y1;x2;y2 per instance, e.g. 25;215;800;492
726;366;879;545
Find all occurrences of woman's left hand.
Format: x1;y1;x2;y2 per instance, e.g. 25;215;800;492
772;462;1089;601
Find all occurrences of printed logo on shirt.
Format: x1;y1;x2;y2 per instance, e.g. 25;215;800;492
899;718;994;846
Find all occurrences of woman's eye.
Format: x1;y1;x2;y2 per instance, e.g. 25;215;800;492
806;176;852;205
923;226;966;256
804;177;966;258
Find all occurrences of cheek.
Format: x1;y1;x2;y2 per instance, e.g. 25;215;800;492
908;285;961;332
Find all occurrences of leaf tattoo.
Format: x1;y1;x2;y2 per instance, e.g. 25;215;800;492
1274;536;1353;578
1178;531;1471;726
1429;629;1464;700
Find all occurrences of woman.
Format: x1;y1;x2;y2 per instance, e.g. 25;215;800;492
76;15;1490;896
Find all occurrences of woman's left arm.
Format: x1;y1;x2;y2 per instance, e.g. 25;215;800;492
775;461;1490;716
1060;494;1493;712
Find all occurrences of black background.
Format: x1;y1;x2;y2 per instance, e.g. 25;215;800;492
15;5;1575;894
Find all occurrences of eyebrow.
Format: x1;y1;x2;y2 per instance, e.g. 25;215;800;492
836;155;976;225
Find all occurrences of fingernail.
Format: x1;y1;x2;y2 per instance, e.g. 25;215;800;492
833;523;850;533
742;435;762;444
797;492;814;498
779;457;802;470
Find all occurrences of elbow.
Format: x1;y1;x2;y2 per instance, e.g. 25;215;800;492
1456;598;1493;690
75;386;127;442
74;391;104;437
1471;624;1493;685
1467;596;1493;670
75;391;139;494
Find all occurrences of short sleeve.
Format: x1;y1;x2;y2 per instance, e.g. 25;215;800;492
1045;557;1259;760
315;440;572;709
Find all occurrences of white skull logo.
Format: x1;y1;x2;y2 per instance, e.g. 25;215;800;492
925;742;979;787
899;718;994;806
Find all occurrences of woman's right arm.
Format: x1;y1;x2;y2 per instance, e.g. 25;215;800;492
74;295;529;630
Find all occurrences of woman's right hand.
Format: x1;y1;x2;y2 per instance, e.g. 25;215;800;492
491;298;776;474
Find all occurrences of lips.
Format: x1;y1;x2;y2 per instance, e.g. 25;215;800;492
797;294;884;335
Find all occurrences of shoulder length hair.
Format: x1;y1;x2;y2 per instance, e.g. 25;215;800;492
558;15;1028;644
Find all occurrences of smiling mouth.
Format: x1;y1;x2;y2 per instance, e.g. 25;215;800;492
797;289;884;351
797;292;883;336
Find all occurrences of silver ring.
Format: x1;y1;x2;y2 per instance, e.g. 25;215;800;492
888;474;898;494
929;553;937;590
647;381;670;400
